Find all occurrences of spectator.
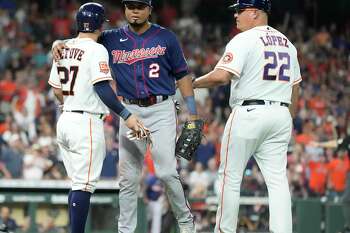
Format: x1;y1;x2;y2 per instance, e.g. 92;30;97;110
327;152;349;198
145;173;164;233
307;154;328;196
189;162;209;198
38;216;63;233
0;207;18;232
0;135;23;178
0;161;11;179
22;143;52;180
194;137;216;169
0;69;16;113
100;146;119;179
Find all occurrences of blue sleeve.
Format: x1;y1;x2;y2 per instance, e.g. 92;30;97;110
93;81;131;120
167;31;189;80
97;31;106;45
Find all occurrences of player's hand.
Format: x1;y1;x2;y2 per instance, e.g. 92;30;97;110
51;40;68;61
125;115;151;143
125;114;143;131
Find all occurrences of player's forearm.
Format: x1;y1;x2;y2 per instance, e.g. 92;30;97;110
93;81;131;120
177;75;195;97
177;75;198;118
53;88;64;104
289;84;300;118
193;69;231;89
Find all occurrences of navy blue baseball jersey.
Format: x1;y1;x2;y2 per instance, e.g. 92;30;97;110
99;24;189;99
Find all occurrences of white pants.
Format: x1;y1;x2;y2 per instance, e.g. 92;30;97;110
214;104;293;233
56;111;106;193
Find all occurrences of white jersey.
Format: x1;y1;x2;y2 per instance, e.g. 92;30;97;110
48;38;113;114
215;25;302;108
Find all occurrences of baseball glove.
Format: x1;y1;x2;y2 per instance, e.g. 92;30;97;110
175;119;204;160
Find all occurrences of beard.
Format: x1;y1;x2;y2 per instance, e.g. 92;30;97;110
128;18;148;29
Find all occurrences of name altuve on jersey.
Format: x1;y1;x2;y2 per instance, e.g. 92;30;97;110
60;47;85;61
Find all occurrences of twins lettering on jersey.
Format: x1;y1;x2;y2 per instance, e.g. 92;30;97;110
112;45;166;65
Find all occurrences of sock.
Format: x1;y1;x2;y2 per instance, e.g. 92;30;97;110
70;190;92;233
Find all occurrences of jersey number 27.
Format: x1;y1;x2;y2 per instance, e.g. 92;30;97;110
263;51;290;82
57;66;79;95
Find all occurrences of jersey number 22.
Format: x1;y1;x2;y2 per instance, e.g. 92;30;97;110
263;51;290;82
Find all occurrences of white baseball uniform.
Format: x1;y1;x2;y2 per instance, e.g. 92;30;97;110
214;26;301;233
48;38;112;193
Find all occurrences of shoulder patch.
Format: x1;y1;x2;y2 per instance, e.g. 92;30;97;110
99;61;110;74
222;52;234;64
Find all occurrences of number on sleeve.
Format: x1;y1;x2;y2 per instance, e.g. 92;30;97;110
57;66;79;95
263;51;290;82
149;63;160;78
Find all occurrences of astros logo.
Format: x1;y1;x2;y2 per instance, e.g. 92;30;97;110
222;52;233;64
99;61;110;74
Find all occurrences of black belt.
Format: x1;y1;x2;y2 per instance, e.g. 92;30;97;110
242;99;289;107
123;95;168;107
66;110;104;119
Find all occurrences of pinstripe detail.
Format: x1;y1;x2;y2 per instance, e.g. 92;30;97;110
174;101;179;144
141;28;161;96
84;118;93;191
218;109;236;232
123;28;140;97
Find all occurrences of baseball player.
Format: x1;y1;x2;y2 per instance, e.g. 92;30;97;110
52;0;199;232
193;0;301;232
48;3;146;233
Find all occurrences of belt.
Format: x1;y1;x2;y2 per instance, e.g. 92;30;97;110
65;110;105;119
242;99;289;107
123;95;168;107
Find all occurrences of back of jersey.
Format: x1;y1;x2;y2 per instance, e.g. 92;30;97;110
216;26;302;107
48;38;112;114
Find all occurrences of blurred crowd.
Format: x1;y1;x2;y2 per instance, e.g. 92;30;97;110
0;0;349;232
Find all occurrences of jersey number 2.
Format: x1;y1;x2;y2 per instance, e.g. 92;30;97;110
149;63;160;78
57;66;79;95
263;51;290;81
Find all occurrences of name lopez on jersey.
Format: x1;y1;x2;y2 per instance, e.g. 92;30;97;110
112;45;166;65
259;35;289;48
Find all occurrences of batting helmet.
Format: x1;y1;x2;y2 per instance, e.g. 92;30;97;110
121;0;152;7
229;0;271;14
76;2;107;33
